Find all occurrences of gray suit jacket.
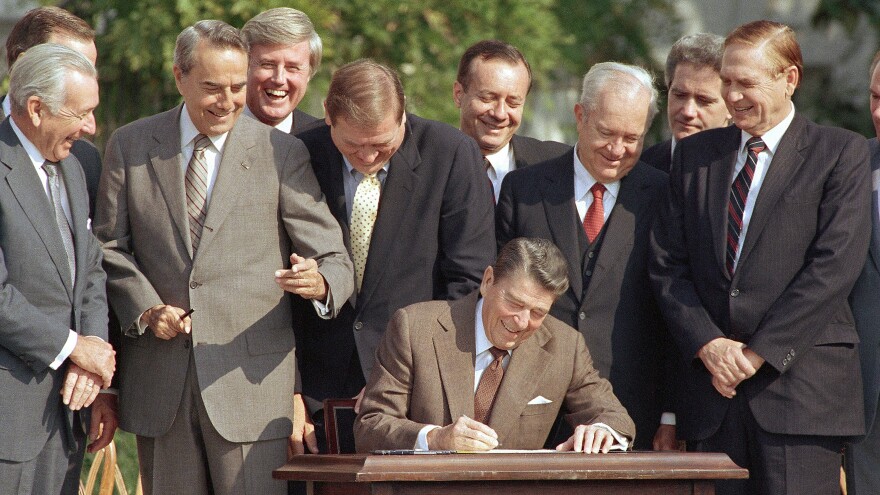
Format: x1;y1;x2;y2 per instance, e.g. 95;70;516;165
851;137;880;438
93;106;353;443
0;117;108;461
355;292;635;452
0;96;102;218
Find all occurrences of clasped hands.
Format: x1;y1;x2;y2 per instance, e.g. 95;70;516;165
63;335;115;412
426;415;617;453
698;337;765;398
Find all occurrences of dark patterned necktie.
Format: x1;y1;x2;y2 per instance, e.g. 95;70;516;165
726;137;765;275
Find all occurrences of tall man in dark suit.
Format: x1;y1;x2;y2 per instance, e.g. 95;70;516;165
640;33;730;175
650;20;871;495
0;44;115;494
94;21;353;494
356;237;634;453
3;6;103;218
293;60;496;435
242;8;321;134
454;40;569;202
845;49;880;495
496;62;675;451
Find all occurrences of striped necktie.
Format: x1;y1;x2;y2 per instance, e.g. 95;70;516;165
185;134;212;253
726;137;765;275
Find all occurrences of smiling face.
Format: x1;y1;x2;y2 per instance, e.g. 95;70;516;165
328;111;406;175
574;84;650;184
667;62;729;140
720;43;797;137
453;58;530;155
479;267;556;351
246;42;312;126
26;70;98;162
174;41;248;136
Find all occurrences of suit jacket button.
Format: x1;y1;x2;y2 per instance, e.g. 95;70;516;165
588;252;595;258
354;321;363;331
730;289;740;297
585;270;592;277
579;312;586;320
190;281;198;289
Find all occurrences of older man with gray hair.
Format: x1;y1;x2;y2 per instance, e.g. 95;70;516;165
0;43;115;493
640;33;730;174
497;61;675;451
242;7;322;133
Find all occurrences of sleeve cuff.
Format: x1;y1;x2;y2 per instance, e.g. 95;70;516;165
415;425;441;450
660;412;676;426
49;330;78;370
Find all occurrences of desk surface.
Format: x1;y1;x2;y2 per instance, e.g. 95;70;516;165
274;451;748;483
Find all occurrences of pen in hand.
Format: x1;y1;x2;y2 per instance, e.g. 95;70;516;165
180;308;195;321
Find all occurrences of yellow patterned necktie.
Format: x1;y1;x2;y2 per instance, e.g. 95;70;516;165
350;173;381;289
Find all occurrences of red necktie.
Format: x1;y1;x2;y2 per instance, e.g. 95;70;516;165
583;183;606;242
726;137;765;275
474;347;506;424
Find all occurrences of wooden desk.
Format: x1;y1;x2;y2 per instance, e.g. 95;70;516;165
274;451;748;494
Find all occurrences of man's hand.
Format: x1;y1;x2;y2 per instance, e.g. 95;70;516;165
556;424;617;453
652;424;679;451
427;416;499;451
275;253;328;301
62;363;103;410
353;387;365;414
87;393;118;453
288;393;318;458
698;337;756;397
140;304;190;340
68;335;115;387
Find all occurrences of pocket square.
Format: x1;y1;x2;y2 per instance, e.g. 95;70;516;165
527;395;553;405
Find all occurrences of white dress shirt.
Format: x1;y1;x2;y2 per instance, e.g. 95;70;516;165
485;143;514;202
573;143;620;223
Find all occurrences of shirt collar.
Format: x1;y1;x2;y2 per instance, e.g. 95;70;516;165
243;105;293;133
8;115;49;169
180;103;230;152
1;95;10;117
474;298;493;356
343;156;390;179
739;103;795;157
484;142;513;172
670;137;678;158
573;142;621;201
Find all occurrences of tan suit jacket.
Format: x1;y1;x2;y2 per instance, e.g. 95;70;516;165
355;292;634;452
93;106;353;443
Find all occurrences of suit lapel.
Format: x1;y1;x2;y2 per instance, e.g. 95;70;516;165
489;326;552;445
0;119;74;298
707;128;741;278
195;119;255;259
737;115;808;268
434;294;478;421
868;139;880;274
147;106;190;256
357;116;418;307
541;152;583;299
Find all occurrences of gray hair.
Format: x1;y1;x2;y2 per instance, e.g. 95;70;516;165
493;238;569;297
174;20;247;75
8;43;96;115
664;33;724;87
242;8;322;78
578;61;659;124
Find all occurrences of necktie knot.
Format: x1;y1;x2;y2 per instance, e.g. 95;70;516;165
42;161;59;177
489;346;506;362
483;157;492;173
590;182;606;200
193;134;211;153
746;137;766;155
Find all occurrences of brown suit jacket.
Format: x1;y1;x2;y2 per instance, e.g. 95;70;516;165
94;106;353;443
354;292;634;452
